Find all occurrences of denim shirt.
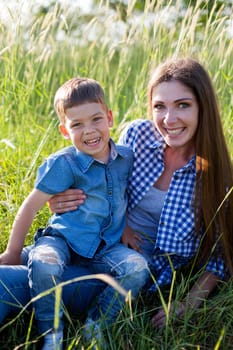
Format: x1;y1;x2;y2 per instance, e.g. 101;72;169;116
119;119;225;280
35;139;133;258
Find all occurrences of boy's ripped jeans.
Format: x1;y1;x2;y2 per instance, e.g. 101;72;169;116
27;233;149;335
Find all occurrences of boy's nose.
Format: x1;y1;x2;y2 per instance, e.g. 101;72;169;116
83;125;95;134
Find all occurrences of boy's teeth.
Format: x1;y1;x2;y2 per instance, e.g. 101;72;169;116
86;138;100;144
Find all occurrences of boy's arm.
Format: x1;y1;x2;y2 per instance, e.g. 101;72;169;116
0;188;52;265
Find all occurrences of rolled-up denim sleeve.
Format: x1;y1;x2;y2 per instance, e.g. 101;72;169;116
205;255;227;280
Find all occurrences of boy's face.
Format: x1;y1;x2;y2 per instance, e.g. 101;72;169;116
59;102;113;163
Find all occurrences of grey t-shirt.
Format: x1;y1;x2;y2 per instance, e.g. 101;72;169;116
127;186;167;261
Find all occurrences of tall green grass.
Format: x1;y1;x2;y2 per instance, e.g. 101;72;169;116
0;0;233;348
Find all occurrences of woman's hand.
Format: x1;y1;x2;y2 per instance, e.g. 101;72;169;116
48;189;86;213
121;224;143;252
151;301;186;328
151;271;219;328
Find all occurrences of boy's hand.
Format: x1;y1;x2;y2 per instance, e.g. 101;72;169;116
0;251;22;265
121;225;143;253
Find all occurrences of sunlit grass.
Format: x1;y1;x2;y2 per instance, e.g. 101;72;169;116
0;0;232;348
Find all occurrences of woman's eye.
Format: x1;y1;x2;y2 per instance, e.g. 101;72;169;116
153;104;164;110
179;102;189;109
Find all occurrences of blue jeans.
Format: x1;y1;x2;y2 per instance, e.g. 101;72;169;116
78;242;149;327
26;235;149;334
0;247;105;326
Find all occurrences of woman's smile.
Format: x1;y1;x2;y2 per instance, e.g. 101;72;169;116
164;127;185;136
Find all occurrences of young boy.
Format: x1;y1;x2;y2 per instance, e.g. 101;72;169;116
0;77;148;349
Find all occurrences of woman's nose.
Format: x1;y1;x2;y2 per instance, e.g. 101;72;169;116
164;108;177;123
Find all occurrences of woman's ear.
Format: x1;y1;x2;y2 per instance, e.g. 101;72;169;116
59;124;70;139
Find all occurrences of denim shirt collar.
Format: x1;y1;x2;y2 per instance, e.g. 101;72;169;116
73;139;124;173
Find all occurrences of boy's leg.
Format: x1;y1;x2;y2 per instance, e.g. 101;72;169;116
62;264;106;315
21;244;105;313
85;243;149;326
0;247;105;327
28;235;71;336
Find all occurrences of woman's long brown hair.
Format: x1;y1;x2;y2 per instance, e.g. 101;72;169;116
148;58;233;275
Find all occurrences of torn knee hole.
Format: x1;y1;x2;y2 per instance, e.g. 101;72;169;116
34;248;61;264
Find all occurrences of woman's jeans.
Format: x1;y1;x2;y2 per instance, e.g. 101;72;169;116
0;238;149;335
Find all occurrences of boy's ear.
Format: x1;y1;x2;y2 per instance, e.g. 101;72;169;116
59;124;70;139
108;110;114;127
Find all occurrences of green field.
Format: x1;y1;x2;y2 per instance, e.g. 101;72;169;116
0;1;233;349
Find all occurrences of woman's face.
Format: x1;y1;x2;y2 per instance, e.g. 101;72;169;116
152;80;199;156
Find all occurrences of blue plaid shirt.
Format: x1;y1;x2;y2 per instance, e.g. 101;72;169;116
119;119;225;289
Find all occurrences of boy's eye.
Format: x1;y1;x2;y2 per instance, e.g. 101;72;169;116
93;116;103;122
71;122;81;128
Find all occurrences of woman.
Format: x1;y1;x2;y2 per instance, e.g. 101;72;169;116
0;58;232;333
120;57;233;325
49;57;233;326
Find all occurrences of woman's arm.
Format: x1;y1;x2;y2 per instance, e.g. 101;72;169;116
48;188;86;213
151;271;219;328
